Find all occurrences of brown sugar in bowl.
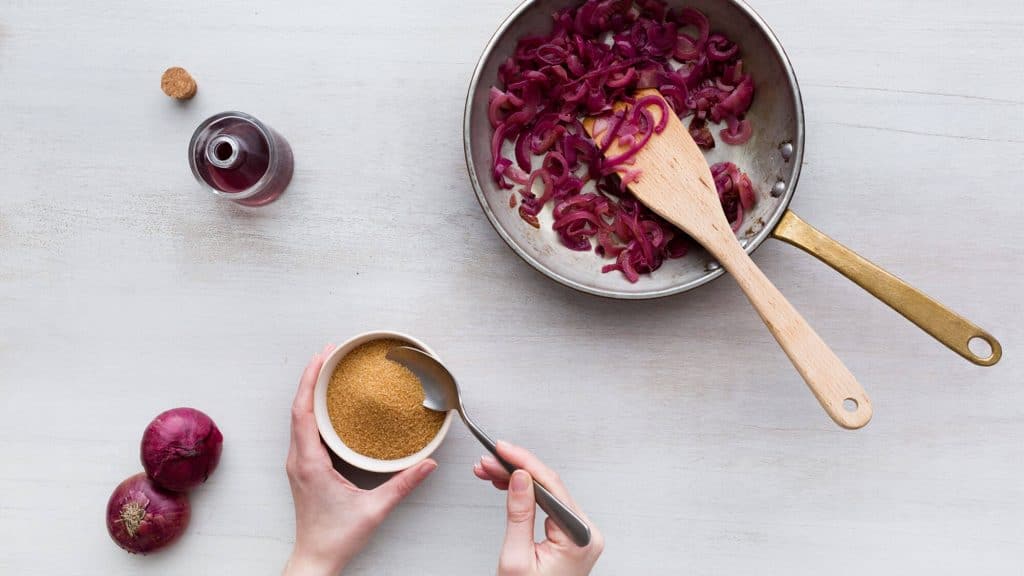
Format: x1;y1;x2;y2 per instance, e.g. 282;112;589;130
313;331;454;473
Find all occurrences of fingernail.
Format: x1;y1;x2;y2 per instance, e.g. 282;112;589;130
418;460;437;479
510;470;530;493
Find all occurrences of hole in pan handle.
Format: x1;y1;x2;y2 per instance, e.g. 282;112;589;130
771;211;1001;366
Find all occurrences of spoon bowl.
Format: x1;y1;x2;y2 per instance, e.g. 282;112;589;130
388;346;462;413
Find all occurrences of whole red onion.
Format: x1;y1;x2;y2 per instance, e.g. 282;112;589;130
141;407;223;492
106;472;191;554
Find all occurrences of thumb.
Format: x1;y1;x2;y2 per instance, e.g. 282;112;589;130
376;459;437;513
500;470;536;573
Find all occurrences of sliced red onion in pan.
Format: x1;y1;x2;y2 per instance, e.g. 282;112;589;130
489;0;758;283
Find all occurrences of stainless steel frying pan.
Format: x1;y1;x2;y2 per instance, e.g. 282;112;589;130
464;0;1001;366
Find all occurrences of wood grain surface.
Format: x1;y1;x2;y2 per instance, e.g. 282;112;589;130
1;0;1022;574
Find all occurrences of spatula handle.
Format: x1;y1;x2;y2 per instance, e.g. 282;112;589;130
772;211;1000;366
711;232;872;429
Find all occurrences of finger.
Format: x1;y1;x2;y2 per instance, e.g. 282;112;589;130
291;346;332;414
499;470;537;574
542;515;572;547
496;441;577;509
320;343;336;363
479;455;511;482
545;516;559;536
373;459;437;514
290;347;332;457
473;462;490;480
475;462;507;484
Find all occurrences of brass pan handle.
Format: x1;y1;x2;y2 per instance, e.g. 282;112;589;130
771;211;1001;366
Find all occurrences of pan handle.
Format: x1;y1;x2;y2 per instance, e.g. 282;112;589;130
771;211;1001;366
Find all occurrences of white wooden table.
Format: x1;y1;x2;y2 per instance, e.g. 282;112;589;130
2;1;1022;574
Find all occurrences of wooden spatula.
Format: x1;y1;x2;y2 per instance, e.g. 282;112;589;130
584;89;871;429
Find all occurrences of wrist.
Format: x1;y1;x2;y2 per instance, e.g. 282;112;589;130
284;548;345;576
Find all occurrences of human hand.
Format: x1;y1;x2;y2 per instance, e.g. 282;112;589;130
284;345;438;576
474;441;604;576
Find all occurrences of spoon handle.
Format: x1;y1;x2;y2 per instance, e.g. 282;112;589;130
461;412;592;547
708;230;873;429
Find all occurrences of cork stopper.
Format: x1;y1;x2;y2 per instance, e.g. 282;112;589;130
161;67;197;100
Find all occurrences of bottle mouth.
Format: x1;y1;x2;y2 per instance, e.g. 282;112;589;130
206;135;243;169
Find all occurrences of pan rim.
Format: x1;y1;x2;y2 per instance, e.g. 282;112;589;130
464;0;805;300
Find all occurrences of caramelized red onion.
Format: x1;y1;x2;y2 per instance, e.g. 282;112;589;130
489;0;758;282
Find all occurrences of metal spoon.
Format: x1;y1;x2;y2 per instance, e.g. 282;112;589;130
386;346;592;547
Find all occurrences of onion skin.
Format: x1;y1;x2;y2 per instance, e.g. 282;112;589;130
106;473;190;554
141;407;223;492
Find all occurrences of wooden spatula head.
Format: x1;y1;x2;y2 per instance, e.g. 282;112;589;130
583;89;733;246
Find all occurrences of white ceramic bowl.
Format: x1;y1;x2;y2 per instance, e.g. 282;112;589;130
314;330;454;473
